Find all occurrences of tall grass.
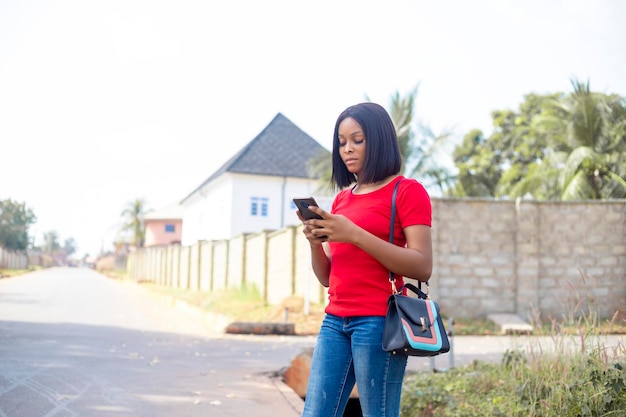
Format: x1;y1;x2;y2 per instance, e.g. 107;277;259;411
400;270;626;417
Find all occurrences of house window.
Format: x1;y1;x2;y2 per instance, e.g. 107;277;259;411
250;197;269;217
165;224;175;233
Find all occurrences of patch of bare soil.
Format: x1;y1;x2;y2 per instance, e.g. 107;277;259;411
267;296;325;336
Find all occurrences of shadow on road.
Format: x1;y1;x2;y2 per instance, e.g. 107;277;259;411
0;320;308;416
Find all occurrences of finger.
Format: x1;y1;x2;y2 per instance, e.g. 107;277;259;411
308;206;325;218
305;225;318;237
313;229;328;242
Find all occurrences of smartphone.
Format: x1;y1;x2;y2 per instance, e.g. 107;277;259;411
293;197;323;220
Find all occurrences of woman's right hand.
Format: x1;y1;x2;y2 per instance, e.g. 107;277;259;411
297;209;331;287
297;210;327;245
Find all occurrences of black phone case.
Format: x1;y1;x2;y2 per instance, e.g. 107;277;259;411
293;198;323;220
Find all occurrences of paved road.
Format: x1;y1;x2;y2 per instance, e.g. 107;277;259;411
0;267;310;417
1;268;623;417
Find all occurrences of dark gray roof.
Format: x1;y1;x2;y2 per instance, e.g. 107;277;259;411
182;113;330;203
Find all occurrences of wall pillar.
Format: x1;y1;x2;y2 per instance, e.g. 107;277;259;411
514;199;540;321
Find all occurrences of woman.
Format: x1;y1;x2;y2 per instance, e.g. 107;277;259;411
297;102;433;417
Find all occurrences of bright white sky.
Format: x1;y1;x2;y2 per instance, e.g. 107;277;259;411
1;0;625;258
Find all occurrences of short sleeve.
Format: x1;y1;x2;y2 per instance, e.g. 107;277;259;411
396;179;431;227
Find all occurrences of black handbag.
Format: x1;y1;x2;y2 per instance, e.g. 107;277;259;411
382;181;450;357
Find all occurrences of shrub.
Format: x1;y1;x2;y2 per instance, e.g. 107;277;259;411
401;350;626;417
401;269;626;416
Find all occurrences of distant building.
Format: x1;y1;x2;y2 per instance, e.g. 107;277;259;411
143;202;183;246
180;113;331;245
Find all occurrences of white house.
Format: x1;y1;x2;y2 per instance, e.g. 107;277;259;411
180;113;333;245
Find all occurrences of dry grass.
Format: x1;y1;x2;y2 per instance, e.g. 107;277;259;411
134;281;517;336
137;281;326;335
13;268;626;336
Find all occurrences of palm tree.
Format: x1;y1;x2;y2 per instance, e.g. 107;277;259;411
306;149;334;195
390;87;455;194
387;87;418;175
545;79;626;200
508;79;626;200
407;124;456;195
42;230;61;254
120;198;148;248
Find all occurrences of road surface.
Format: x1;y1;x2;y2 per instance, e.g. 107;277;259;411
2;267;623;416
0;267;311;417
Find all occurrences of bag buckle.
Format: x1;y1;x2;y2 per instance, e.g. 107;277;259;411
390;278;399;295
420;317;428;332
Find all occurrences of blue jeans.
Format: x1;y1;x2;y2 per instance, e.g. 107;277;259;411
301;314;408;417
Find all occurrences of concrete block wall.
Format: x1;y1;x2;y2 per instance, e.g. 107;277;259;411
266;227;297;305
212;241;228;291
227;235;246;290
432;200;518;317
127;198;626;320
179;246;190;289
535;201;626;320
430;198;625;320
245;231;269;299
188;244;200;291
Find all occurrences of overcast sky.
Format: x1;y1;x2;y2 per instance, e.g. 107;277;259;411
1;0;624;258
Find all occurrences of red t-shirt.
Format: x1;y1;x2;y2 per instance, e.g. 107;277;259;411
325;176;432;317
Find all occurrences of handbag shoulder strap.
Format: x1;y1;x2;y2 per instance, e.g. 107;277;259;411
388;180;401;293
388;179;401;247
388;178;429;296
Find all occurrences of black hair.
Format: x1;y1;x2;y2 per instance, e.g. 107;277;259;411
330;102;401;189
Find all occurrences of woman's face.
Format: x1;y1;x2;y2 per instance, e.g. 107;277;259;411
338;117;366;175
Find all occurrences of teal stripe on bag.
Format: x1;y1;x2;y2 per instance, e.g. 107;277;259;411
402;300;443;351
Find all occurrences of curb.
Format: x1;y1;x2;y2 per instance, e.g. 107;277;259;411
268;371;305;414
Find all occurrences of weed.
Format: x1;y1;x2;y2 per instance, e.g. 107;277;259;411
400;269;626;416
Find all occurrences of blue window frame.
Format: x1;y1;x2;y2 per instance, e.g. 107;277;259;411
250;197;269;217
251;197;259;216
165;224;175;233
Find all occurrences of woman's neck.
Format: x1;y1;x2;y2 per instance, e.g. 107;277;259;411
352;175;398;194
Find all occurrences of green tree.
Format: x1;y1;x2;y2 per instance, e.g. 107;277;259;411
386;86;455;194
306;150;333;195
450;129;501;197
407;125;456;195
42;230;61;254
453;79;626;200
451;93;563;198
0;199;37;251
120;198;148;248
387;87;418;175
63;237;77;256
538;79;626;199
490;93;564;198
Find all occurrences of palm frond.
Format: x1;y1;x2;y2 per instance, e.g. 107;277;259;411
601;171;626;199
561;170;595;200
558;146;599;190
